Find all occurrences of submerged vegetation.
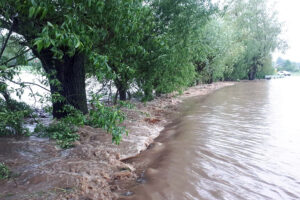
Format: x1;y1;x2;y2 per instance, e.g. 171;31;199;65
35;122;79;149
0;0;285;146
0;163;11;180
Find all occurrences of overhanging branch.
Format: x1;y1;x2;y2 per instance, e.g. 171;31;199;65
5;57;37;69
0;18;16;59
4;77;50;92
0;48;31;66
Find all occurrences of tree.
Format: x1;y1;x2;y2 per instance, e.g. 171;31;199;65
0;1;95;118
229;0;285;80
137;0;213;99
192;14;245;83
0;0;285;119
91;0;150;101
0;27;35;135
255;55;275;78
0;24;36;108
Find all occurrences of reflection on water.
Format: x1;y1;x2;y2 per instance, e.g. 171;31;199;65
129;77;300;200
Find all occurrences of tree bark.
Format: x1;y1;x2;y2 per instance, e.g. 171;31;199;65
207;76;213;84
248;65;257;80
114;79;127;101
119;87;127;101
36;49;88;118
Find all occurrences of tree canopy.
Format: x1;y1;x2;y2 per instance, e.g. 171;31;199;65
0;0;285;143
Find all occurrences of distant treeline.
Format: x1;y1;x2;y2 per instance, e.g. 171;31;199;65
276;57;300;72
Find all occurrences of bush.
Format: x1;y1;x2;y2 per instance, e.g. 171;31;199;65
87;96;128;144
0;99;32;136
34;95;129;148
0;110;29;136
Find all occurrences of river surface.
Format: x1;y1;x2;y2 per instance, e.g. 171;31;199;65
128;77;300;200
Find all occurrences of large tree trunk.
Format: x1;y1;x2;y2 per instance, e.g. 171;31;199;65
207;77;213;84
248;65;257;80
115;79;127;101
119;86;127;101
36;49;88;119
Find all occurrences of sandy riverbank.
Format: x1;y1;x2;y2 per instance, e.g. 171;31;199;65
0;82;234;200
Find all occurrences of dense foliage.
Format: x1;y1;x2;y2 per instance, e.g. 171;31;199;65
0;0;285;146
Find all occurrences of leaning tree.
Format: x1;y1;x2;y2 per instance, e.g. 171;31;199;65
0;0;131;118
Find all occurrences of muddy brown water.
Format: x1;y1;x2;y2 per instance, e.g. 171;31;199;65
124;77;300;200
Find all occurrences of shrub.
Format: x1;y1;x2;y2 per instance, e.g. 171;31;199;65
87;96;128;144
0;109;30;136
0;99;32;136
34;95;129;148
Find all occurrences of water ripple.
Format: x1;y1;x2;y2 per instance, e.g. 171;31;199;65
132;78;300;200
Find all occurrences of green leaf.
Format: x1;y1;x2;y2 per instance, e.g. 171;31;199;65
75;40;81;49
34;6;42;18
31;0;37;6
29;7;35;18
40;8;48;19
34;39;43;52
47;21;54;28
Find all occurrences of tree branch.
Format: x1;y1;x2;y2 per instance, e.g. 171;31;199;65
0;18;15;59
0;48;31;66
27;84;38;107
4;78;50;92
5;56;37;69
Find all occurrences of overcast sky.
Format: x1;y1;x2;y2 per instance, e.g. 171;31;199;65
269;0;299;62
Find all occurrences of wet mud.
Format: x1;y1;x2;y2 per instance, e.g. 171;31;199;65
0;82;234;200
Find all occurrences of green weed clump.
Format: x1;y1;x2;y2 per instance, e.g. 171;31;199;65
35;122;79;149
0;163;11;180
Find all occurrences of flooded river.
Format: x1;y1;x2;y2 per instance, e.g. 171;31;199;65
127;77;300;200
